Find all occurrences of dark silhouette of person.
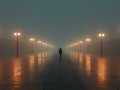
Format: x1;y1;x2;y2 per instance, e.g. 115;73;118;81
59;48;62;59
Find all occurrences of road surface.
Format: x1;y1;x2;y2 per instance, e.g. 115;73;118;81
0;52;120;90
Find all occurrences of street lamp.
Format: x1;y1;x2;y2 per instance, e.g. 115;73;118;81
98;33;105;57
75;42;78;51
79;41;83;53
86;38;91;54
75;42;78;45
42;42;45;52
14;32;21;57
38;40;42;53
29;38;35;54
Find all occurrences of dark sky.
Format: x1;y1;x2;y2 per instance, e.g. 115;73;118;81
0;0;120;47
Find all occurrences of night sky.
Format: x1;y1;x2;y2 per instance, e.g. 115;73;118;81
0;0;120;47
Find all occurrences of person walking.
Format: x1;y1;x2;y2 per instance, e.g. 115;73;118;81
59;48;62;59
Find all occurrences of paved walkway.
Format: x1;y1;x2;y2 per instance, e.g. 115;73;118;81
41;55;86;90
0;53;85;90
0;52;120;90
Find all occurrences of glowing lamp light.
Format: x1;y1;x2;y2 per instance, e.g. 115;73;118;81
29;38;35;41
18;33;21;36
75;42;78;45
14;32;21;36
79;41;83;44
14;33;17;36
13;32;21;57
98;33;105;57
99;33;105;37
38;41;42;43
42;42;45;45
86;38;91;42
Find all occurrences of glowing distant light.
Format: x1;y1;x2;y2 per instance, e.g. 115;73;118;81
70;44;74;47
98;33;105;57
14;33;17;36
99;33;105;37
75;42;78;45
102;34;105;37
42;42;45;45
18;33;20;36
99;34;101;37
79;41;83;44
14;32;21;36
38;41;42;43
86;38;91;42
73;43;76;46
29;38;35;41
13;32;21;57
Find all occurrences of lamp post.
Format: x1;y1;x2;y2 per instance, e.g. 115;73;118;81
29;38;35;54
86;38;91;54
42;42;45;52
79;41;83;53
98;33;105;57
75;42;79;52
14;32;21;57
38;40;42;53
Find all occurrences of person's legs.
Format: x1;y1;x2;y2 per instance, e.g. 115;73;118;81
60;54;62;59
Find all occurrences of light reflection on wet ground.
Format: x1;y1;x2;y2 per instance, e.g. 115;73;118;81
0;52;52;90
70;51;120;90
0;52;120;90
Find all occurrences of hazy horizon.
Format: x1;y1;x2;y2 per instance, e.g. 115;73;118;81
0;0;120;47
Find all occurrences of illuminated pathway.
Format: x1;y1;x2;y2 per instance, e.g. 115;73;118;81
0;52;120;90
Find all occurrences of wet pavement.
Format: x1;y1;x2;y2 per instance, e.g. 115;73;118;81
0;52;120;90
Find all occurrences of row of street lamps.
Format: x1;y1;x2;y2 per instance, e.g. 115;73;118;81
14;32;54;57
67;33;105;57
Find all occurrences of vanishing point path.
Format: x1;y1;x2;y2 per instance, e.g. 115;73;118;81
0;52;120;90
